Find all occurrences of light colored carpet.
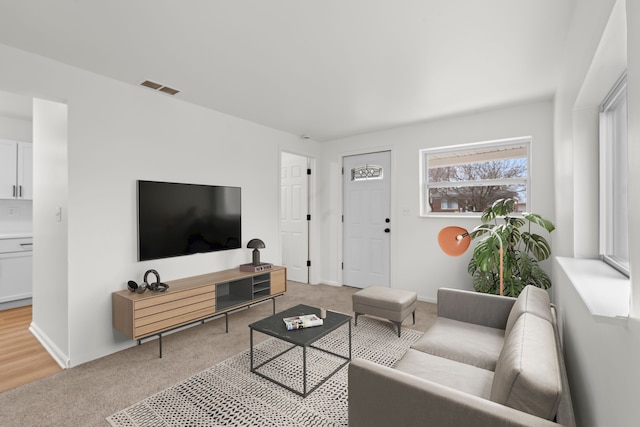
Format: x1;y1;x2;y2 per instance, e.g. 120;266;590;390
0;282;437;426
107;316;422;427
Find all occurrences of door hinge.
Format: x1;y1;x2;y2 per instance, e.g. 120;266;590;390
341;167;344;175
307;214;311;221
341;262;344;270
307;260;311;267
307;168;311;175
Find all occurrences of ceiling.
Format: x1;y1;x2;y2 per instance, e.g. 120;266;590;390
0;1;575;141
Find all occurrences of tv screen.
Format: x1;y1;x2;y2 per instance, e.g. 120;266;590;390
137;180;241;261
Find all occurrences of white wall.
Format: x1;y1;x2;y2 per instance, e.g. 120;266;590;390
31;98;69;367
318;100;555;301
0;116;31;141
0;42;320;366
0;199;32;233
552;0;640;425
626;0;640;317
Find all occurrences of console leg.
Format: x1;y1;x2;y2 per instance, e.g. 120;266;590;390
225;313;229;333
272;297;276;314
159;334;163;358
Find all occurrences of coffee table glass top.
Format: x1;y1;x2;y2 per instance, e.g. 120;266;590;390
249;304;351;346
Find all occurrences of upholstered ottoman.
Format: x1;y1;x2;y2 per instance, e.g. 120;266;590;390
352;286;417;337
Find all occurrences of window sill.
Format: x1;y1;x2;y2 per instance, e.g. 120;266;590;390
556;256;630;321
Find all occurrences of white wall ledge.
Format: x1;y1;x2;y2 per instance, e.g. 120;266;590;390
556;256;630;321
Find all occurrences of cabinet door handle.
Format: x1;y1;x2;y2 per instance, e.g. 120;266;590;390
19;185;22;198
12;185;16;197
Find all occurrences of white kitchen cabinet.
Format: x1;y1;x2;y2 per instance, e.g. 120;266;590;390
0;236;33;306
0;139;33;200
17;142;33;200
0;140;17;199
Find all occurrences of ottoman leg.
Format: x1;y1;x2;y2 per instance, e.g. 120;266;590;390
354;312;362;326
392;320;402;337
412;310;416;325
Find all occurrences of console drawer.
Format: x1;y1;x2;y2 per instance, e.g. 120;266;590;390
135;306;217;338
112;267;287;348
135;285;214;309
112;285;216;340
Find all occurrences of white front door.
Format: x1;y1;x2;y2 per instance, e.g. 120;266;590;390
280;152;309;283
343;151;391;288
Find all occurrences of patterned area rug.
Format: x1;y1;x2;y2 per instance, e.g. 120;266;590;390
107;316;422;427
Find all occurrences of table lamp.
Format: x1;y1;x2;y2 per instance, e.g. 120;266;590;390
247;238;266;266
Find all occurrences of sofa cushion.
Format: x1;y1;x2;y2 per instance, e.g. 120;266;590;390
394;349;494;399
491;313;562;420
411;317;504;371
504;285;552;337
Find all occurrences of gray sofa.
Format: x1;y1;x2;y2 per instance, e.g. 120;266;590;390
348;286;575;427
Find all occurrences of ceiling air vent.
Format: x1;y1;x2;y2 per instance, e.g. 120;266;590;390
140;80;180;95
140;80;162;90
158;86;180;95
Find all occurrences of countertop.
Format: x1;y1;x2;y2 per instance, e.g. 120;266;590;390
0;232;33;239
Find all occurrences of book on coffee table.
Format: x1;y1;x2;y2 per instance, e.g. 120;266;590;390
283;314;323;330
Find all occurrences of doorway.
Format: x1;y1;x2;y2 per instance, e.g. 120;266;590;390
280;152;311;283
343;151;391;288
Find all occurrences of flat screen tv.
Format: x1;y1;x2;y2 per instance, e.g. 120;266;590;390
137;180;241;261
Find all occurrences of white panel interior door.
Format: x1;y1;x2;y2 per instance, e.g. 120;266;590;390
343;151;391;288
280;152;309;283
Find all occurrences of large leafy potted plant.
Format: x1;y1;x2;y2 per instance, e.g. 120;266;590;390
467;198;555;297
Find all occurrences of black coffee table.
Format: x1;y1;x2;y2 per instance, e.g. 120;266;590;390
248;303;352;397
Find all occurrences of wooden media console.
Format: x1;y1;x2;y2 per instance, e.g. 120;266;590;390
112;266;286;357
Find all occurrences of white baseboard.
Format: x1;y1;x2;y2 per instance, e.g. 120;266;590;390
29;322;69;369
418;295;438;304
0;292;32;303
321;280;340;287
0;297;32;310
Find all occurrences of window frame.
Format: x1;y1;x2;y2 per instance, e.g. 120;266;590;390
419;137;531;217
599;74;629;277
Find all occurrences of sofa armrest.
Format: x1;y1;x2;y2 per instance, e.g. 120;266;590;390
437;288;516;329
348;359;559;427
551;307;577;427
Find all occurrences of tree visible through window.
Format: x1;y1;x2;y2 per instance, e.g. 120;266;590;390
420;138;530;215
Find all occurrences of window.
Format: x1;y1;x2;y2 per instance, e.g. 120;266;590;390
351;164;383;181
420;137;530;216
440;199;459;211
599;74;629;276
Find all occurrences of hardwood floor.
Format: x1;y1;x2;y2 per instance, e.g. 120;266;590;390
0;305;62;393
